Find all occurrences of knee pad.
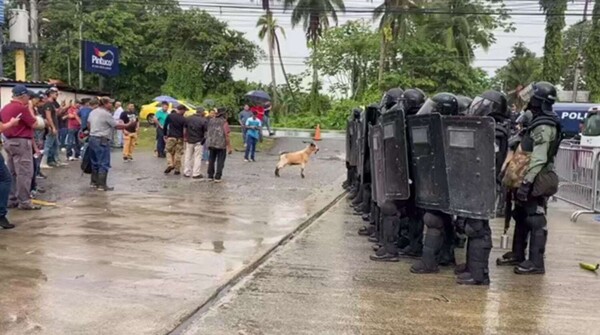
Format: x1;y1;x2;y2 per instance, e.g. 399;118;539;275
424;212;445;230
526;214;547;230
380;201;397;216
464;219;488;238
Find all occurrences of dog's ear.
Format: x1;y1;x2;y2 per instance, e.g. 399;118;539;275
302;140;311;144
309;143;316;147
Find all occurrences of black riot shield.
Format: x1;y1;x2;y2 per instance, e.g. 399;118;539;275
359;106;379;185
357;114;366;181
443;116;496;219
345;120;352;163
380;107;411;201
349;121;359;166
407;113;449;212
368;124;379;204
370;124;385;206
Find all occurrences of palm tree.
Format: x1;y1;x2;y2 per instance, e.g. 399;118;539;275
539;0;567;84
283;0;346;98
420;0;495;65
257;13;281;106
372;0;422;85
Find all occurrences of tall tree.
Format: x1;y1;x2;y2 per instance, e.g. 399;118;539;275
540;0;567;84
283;0;346;109
372;0;422;85
494;42;542;110
585;0;600;101
257;13;280;106
420;0;512;65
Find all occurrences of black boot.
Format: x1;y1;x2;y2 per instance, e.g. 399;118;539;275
400;216;424;258
0;216;15;229
438;223;456;266
515;224;546;275
97;172;114;192
90;171;99;189
457;234;491;285
411;228;443;274
370;214;400;262
497;214;530;266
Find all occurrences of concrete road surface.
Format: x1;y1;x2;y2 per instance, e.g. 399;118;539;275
181;199;600;335
0;138;346;335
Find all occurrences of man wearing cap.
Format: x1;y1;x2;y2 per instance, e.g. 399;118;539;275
163;104;187;175
154;101;169;158
206;107;232;182
0;85;40;211
41;87;62;168
87;97;133;191
120;103;139;161
183;107;208;178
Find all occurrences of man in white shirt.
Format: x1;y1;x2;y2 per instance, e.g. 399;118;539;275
112;101;124;148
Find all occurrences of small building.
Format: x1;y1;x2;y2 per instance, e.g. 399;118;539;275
0;78;109;108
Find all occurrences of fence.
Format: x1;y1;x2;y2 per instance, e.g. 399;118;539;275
554;142;600;222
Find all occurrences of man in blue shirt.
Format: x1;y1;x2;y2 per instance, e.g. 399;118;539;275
244;111;262;162
78;98;96;132
154;101;169;158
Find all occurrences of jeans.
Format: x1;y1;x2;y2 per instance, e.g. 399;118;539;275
59;127;68;149
264;115;272;134
89;136;111;174
67;129;81;158
244;135;258;160
31;154;41;192
241;127;248;144
4;138;34;207
44;133;59;165
156;127;166;157
207;148;227;180
0;155;12;217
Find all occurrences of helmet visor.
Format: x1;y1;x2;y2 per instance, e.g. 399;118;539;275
467;96;494;116
416;98;437;115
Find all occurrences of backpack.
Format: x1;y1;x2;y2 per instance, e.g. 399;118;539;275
206;117;227;149
81;145;92;174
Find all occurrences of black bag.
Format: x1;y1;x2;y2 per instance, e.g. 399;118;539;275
531;169;559;197
81;146;92;174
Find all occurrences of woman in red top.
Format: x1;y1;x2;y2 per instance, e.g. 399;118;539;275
66;101;82;160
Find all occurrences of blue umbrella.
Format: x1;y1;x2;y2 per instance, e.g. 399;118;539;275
245;90;271;101
153;95;178;103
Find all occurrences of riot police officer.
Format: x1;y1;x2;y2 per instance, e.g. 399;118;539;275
456;95;473;114
455;90;510;285
344;108;362;191
504;82;562;275
410;93;460;274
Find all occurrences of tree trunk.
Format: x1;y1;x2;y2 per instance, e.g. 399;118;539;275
311;38;320;116
269;36;278;106
274;34;295;116
378;31;387;87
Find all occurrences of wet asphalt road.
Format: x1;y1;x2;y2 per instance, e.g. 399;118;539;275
179;200;600;335
0;138;346;335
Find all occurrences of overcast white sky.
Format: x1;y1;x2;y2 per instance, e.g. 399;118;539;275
186;0;588;90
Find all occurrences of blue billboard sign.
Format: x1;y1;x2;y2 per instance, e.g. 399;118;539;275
82;40;120;77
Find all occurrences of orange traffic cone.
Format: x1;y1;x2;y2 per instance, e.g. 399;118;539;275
313;124;322;141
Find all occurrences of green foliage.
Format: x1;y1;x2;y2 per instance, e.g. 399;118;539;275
540;0;567;84
493;42;542;92
585;0;600;101
563;21;591;91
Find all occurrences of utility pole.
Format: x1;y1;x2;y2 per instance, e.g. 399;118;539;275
78;0;83;88
572;0;591;103
30;0;40;81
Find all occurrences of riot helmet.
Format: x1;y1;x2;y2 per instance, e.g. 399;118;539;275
401;88;426;115
466;90;509;120
521;81;557;113
456;95;473;115
516;110;533;128
380;88;404;110
417;92;459;116
352;108;361;120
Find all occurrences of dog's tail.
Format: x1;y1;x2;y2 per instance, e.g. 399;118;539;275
278;151;289;157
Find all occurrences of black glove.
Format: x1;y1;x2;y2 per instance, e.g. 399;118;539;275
516;181;532;202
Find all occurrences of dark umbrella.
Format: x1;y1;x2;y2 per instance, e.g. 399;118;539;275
245;90;271;102
153;95;178;103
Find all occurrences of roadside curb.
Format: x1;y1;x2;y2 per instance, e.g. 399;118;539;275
168;188;348;335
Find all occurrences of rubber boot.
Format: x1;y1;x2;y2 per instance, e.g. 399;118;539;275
411;228;443;274
515;226;546;275
97;172;114;192
457;235;491;285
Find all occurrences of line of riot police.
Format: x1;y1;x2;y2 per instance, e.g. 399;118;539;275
343;82;562;285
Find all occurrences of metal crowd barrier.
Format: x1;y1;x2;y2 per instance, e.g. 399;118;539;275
554;142;600;222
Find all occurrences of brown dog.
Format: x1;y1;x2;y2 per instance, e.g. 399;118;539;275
275;142;320;178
